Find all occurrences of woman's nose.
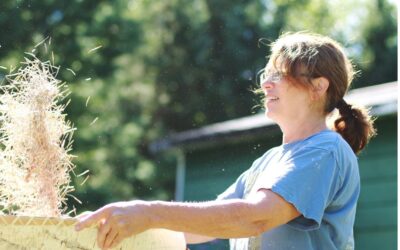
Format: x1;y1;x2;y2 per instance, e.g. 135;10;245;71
261;80;273;89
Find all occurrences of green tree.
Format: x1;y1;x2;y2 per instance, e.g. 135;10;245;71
354;0;397;87
140;0;270;132
0;0;174;213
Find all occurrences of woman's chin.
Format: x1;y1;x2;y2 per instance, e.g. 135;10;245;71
264;109;276;120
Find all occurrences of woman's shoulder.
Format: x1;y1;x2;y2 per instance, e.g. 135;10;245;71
290;130;354;157
306;129;344;146
303;129;357;162
261;130;356;162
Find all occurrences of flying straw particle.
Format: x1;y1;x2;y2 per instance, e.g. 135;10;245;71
85;77;91;81
80;175;90;186
31;48;36;53
0;66;7;70
85;96;91;107
66;68;76;76
34;36;49;48
77;170;90;177
66;206;77;217
24;52;36;58
87;45;102;54
89;117;98;126
67;194;82;205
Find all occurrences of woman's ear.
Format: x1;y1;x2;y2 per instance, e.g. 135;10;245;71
311;77;329;100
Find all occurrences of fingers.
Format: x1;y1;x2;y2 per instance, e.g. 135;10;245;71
103;229;118;249
109;233;125;249
75;207;108;231
98;218;112;249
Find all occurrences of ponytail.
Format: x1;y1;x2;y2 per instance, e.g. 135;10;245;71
333;99;376;154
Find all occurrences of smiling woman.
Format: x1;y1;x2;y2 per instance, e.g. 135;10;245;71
75;32;376;250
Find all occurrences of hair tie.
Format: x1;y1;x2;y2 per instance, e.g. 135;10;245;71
336;99;357;118
336;99;349;110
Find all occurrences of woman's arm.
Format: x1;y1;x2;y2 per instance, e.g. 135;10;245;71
148;189;299;238
75;189;300;249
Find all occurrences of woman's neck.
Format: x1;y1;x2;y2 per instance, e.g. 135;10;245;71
279;116;328;144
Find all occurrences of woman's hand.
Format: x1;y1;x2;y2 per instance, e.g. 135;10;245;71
75;200;152;249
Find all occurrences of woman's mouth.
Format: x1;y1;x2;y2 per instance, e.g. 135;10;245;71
266;96;279;102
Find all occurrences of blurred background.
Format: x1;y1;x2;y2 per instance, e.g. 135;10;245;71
0;0;397;249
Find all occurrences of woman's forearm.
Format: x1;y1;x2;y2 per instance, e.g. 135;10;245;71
147;199;268;239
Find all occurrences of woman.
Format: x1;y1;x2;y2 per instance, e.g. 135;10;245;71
75;32;375;250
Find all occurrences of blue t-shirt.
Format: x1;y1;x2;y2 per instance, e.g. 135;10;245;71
217;129;359;250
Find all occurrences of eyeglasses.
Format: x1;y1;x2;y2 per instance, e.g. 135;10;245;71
258;69;316;87
258;69;287;87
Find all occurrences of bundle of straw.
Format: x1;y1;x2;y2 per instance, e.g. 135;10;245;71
0;55;75;217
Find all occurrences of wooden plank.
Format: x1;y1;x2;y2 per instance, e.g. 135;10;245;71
185;175;233;201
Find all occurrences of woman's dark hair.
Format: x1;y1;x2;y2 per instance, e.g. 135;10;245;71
266;32;376;154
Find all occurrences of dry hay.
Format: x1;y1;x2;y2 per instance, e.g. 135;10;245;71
0;55;75;217
0;49;186;250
